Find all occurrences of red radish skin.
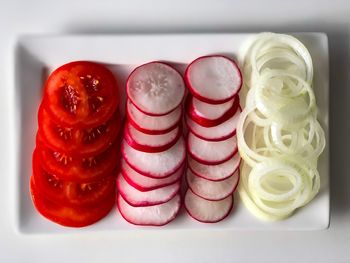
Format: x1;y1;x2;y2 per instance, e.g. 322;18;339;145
188;154;241;182
192;96;236;119
186;169;240;201
117;174;180;207
186;106;241;141
121;137;186;179
127;100;182;135
117;194;181;226
185;55;242;104
127;62;185;116
184;189;234;223
121;159;184;192
186;95;240;127
123;122;181;153
187;132;238;165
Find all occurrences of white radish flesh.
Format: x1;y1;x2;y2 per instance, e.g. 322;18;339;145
124;122;181;152
127;122;179;147
188;154;241;181
186;107;241;141
122;137;186;178
185;56;242;103
192;96;236;120
186;169;239;201
117;174;180;207
184;190;233;223
121;159;184;191
187;132;238;165
127;100;182;134
118;194;181;226
127;62;185;115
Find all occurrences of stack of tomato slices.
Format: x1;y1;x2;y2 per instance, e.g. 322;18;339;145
117;62;186;226
30;61;121;227
183;56;242;223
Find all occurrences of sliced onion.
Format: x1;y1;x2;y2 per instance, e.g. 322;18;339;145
254;70;316;125
238;162;291;221
239;32;314;86
237;33;325;221
248;160;303;202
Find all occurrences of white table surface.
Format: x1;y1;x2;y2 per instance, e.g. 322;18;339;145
1;0;349;262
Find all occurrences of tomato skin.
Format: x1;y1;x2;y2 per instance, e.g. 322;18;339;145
38;104;121;156
36;142;120;183
30;176;115;227
43;61;119;128
31;60;121;227
32;149;116;207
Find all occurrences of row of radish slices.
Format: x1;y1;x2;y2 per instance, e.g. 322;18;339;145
184;56;242;223
118;56;242;225
118;62;186;226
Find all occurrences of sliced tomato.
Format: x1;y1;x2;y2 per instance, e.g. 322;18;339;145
32;149;116;207
30;176;115;227
37;141;120;183
43;61;119;127
38;105;121;156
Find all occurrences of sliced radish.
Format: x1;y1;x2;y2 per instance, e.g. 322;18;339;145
188;154;241;181
121;159;184;192
185;56;242;104
193;96;236;119
127;62;185;116
186;169;239;201
127;100;182;135
122;137;186;178
187;95;239;127
187;132;238;165
186;107;241;141
117;173;180;207
117;193;181;226
184;189;233;223
124;122;181;153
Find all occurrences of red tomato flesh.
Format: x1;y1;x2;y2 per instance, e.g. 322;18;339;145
32;149;116;207
30;176;115;227
38;105;121;156
36;142;120;183
43;61;119;127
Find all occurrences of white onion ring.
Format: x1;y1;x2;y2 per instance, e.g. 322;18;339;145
237;33;325;221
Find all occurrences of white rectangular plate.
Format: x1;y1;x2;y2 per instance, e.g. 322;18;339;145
12;33;329;233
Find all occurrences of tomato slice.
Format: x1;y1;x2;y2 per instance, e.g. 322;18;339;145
43;61;119;127
38;105;121;156
32;149;116;207
30;176;115;227
37;141;120;183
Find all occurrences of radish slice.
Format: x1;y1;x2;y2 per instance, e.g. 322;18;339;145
184;190;233;223
122;137;186;178
185;56;242;104
187;95;240;127
117;174;180;207
127;62;185;116
121;159;184;192
124;122;181;153
187;132;238;165
188;154;241;181
186;169;239;201
117;194;181;226
193;97;236;119
186;107;241;141
127;100;182;135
